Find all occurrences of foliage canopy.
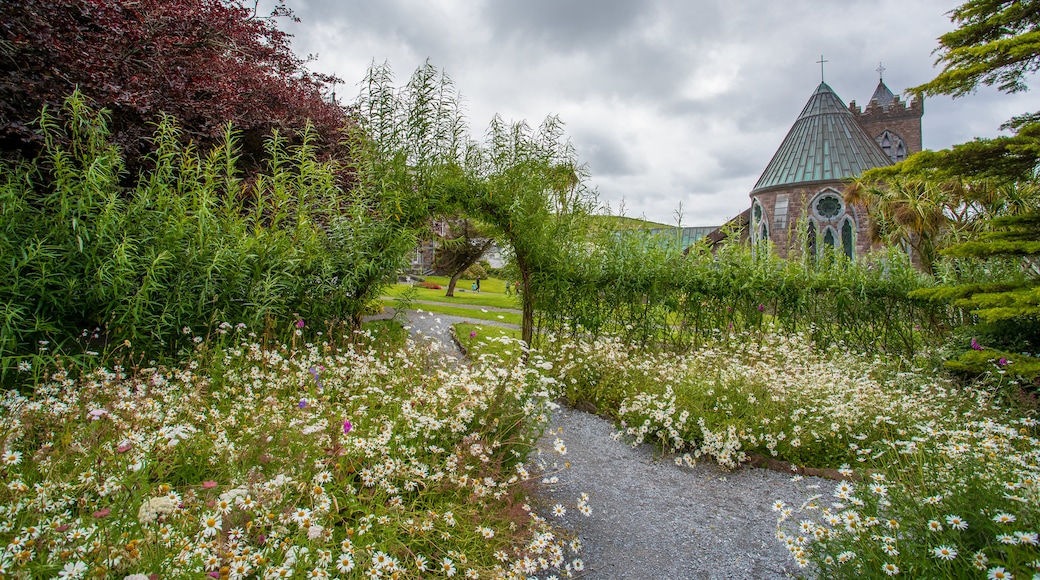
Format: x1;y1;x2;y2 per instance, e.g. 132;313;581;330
0;0;347;169
911;0;1040;99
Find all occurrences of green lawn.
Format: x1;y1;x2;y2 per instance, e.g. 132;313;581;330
385;276;521;310
455;323;524;364
379;299;523;325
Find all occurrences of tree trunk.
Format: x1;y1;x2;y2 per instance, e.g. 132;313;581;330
445;271;463;297
444;239;493;297
516;252;534;349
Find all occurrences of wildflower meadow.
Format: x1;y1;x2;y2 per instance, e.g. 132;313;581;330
544;330;1039;578
0;325;586;579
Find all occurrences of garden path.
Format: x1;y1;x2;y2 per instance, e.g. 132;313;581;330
384;309;820;579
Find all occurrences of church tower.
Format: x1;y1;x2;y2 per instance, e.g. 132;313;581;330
747;70;923;260
849;67;924;163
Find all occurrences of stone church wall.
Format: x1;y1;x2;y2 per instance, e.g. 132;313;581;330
850;96;924;155
753;183;877;260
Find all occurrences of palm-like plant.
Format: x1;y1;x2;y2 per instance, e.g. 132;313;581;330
846;177;949;275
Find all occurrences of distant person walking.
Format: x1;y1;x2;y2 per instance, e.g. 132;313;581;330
475;277;481;292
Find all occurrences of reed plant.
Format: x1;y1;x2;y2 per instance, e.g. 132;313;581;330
0;93;414;383
535;225;947;359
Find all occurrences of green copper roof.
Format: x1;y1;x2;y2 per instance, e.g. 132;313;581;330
751;82;892;193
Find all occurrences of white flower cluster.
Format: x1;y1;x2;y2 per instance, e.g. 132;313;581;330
137;496;178;525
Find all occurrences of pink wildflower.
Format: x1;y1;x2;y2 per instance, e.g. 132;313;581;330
93;508;111;518
343;420;353;435
202;480;218;489
296;319;305;328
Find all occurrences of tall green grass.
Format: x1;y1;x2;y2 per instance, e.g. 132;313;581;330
0;93;414;382
535;227;949;359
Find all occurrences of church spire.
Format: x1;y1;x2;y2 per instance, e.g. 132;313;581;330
751;83;891;193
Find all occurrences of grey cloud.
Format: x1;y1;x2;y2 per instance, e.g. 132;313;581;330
264;0;1036;226
481;0;648;50
574;134;642;177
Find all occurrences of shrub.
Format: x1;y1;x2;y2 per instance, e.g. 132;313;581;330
0;0;346;171
0;94;411;380
464;263;488;280
536;228;945;359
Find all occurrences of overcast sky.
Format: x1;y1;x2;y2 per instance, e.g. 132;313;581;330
272;0;1037;226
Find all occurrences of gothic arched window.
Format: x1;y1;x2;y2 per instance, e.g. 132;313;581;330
876;130;908;163
823;227;836;249
841;218;854;259
806;220;817;258
752;199;768;245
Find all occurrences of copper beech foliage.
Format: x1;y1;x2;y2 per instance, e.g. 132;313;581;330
0;0;348;169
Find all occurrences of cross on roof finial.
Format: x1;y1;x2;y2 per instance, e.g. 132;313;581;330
817;54;828;82
876;62;886;81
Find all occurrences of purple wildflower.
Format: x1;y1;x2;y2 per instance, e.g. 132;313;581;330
343;419;353;435
296;319;305;329
299;399;308;409
469;331;477;338
998;357;1008;366
971;338;983;351
308;366;323;391
758;304;765;312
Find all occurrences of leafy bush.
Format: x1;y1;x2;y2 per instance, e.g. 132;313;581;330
0;94;413;379
464;263;488;280
536;228;944;359
1;0;345;170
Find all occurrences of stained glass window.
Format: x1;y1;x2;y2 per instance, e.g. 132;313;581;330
807;221;817;257
842;219;854;259
815;195;842;219
876;130;908;163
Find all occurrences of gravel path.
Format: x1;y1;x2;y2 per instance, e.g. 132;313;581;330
383;309;820;579
367;307;520;358
538;407;818;579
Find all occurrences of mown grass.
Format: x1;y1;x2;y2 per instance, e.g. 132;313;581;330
379;299;523;326
384;276;521;310
455;323;524;365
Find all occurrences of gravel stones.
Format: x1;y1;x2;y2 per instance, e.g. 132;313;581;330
536;407;819;579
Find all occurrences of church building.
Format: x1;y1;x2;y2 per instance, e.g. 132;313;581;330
747;70;923;259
